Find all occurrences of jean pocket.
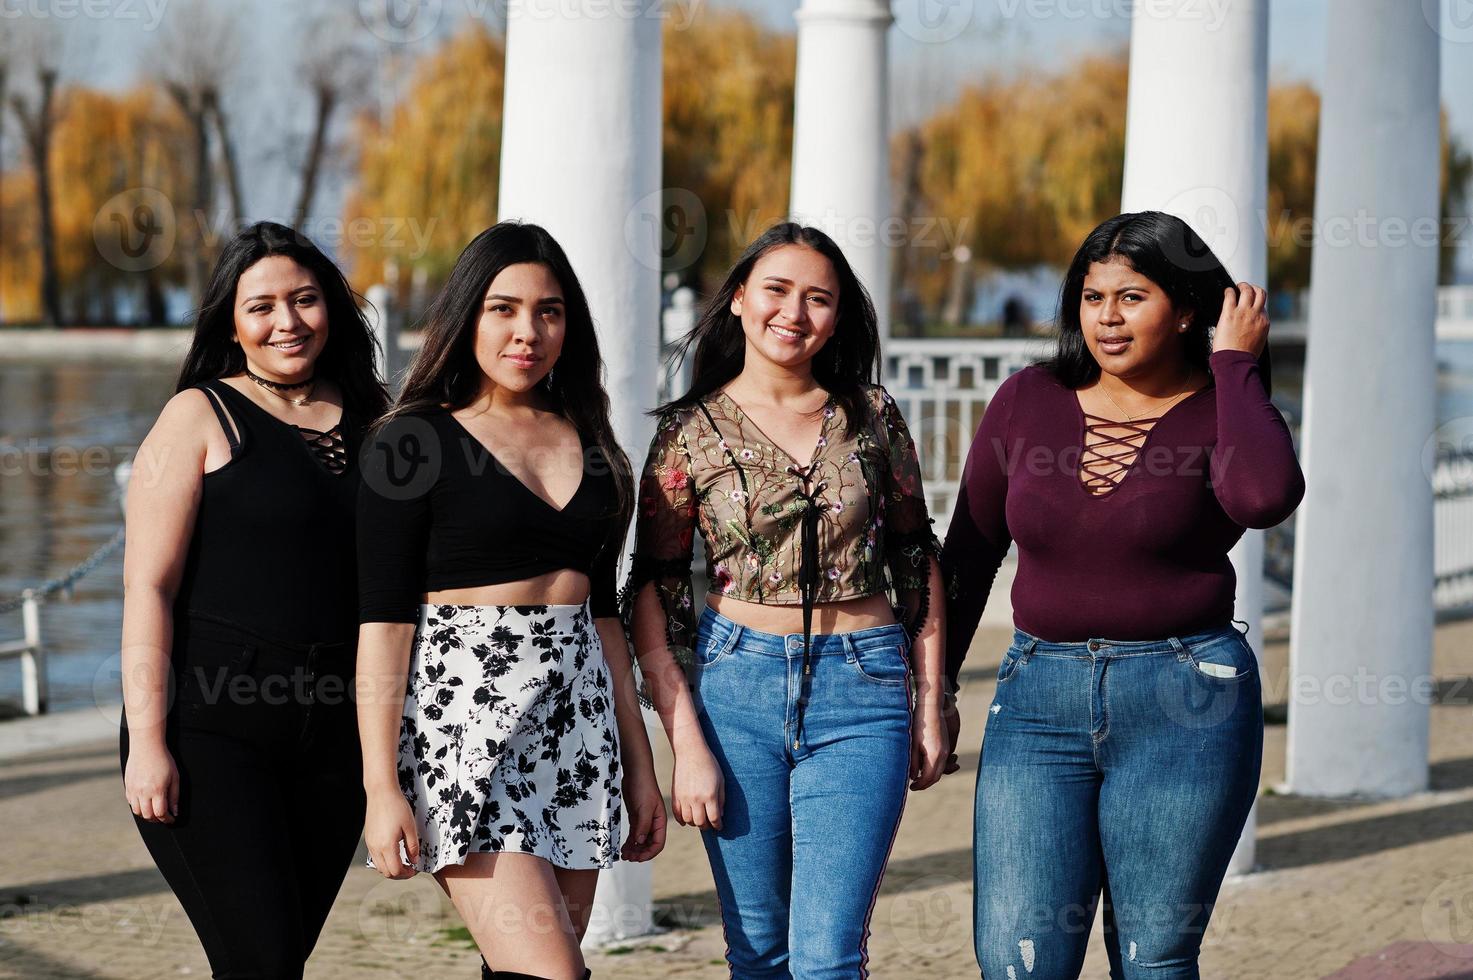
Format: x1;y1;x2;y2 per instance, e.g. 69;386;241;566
848;643;909;686
693;622;739;669
995;647;1023;684
1186;632;1256;683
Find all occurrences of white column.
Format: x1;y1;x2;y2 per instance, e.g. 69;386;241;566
1120;0;1269;874
499;6;662;945
1286;0;1441;798
789;0;894;337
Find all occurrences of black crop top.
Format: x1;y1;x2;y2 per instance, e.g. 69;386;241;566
357;409;626;624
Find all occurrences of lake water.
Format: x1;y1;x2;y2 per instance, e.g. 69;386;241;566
1;345;1471;714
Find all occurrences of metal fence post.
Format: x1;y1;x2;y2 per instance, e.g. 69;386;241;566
20;590;46;715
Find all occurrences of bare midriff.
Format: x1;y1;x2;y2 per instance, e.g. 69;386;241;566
708;590;896;635
426;568;593;609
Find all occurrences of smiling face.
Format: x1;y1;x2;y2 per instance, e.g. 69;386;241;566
233;255;328;381
731;244;840;375
471;261;566;399
1079;256;1193;380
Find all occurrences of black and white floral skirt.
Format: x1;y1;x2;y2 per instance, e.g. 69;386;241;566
369;602;623;874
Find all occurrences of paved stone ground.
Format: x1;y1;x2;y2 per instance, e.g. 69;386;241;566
3;620;1473;979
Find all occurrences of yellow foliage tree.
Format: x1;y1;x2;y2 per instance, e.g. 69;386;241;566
898;53;1129;327
1265;82;1319;293
2;84;190;324
342;24;505;305
663;13;796;288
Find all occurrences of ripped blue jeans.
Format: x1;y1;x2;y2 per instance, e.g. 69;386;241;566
973;625;1263;979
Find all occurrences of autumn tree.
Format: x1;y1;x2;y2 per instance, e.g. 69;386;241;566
342;23;506;310
1262;83;1319;293
662;13;797;290
1440;115;1471;286
8;24;64;325
1;85;190;324
292;6;373;228
153;0;243;305
898;54;1129;329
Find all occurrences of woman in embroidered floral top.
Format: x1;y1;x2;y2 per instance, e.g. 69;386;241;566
625;223;946;976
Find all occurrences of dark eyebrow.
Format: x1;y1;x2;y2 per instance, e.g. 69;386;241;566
762;276;834;298
1083;284;1152;294
485;295;564;305
240;285;318;305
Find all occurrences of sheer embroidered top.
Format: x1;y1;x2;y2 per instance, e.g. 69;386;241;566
623;384;941;667
940;349;1306;691
357;410;626;625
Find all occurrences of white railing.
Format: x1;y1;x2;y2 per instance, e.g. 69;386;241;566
882;338;1049;529
0;592;47;715
1435;450;1473;611
875;338;1473;617
1270;285;1473;342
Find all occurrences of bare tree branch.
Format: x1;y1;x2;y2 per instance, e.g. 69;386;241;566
151;0;241;304
292;5;372;228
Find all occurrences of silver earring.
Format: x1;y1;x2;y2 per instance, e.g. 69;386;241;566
1179;322;1188;331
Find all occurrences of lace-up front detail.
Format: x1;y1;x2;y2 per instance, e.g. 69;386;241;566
1078;413;1162;496
297;424;348;475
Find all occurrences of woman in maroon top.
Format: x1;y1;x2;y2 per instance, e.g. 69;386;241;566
942;211;1304;979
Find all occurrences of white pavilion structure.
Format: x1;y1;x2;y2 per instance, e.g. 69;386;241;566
490;0;1446;942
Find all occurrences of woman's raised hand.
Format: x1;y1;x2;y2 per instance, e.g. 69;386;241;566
1214;282;1270;357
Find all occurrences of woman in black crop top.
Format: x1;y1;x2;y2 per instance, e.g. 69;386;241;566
356;223;664;980
118;222;388;978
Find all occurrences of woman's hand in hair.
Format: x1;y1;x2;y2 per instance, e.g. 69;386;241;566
671;745;724;832
364;791;420;879
1214;282;1270;357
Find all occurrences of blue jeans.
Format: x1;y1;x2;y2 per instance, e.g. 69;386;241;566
692;606;912;979
973;626;1263;980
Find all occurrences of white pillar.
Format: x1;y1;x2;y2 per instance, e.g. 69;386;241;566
1120;0;1269;874
789;0;894;337
1286;0;1441;798
498;6;662;944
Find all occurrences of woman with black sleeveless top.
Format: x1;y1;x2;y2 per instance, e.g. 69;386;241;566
118;221;387;978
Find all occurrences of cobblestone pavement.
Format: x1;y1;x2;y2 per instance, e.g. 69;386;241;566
4;622;1473;979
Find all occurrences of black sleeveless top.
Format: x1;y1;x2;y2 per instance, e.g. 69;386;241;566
171;379;360;646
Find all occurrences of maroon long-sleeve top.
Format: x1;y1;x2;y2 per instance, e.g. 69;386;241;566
941;349;1305;689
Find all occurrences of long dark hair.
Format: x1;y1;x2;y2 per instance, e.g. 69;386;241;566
660;222;881;437
382;221;635;527
1041;211;1272;393
176;221;389;421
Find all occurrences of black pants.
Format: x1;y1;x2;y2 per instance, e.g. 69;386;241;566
119;613;366;979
